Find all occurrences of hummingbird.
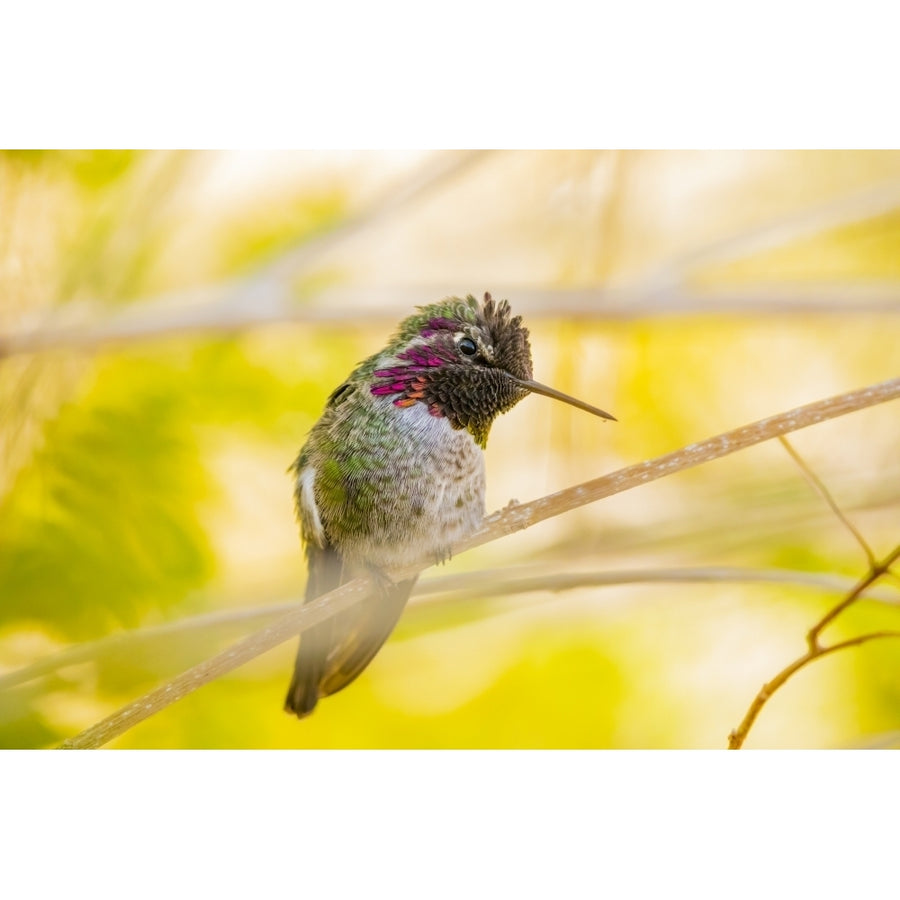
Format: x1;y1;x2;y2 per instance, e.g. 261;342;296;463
284;292;615;718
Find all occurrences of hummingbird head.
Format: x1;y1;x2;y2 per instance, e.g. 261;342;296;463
370;292;615;447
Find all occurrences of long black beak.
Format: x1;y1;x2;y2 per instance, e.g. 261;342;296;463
510;376;617;421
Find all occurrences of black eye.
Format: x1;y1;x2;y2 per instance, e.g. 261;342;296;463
459;337;478;356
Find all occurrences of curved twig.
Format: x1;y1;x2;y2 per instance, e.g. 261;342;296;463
728;542;900;749
727;631;900;750
807;545;900;651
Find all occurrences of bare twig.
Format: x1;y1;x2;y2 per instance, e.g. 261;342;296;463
806;544;900;650
59;376;900;749
778;435;876;567
727;630;900;750
728;541;900;749
7;565;899;693
729;427;900;749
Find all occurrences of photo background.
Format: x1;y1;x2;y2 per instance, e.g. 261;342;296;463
2;149;899;748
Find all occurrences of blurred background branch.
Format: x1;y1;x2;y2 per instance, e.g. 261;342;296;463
4;564;898;694
4;151;900;358
642;177;900;292
4;285;900;357
0;150;493;357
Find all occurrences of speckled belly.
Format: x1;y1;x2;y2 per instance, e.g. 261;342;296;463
336;403;486;570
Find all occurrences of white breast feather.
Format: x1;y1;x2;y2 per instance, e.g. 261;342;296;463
297;466;326;548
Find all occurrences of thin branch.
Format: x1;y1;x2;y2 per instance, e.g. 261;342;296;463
59;375;900;749
807;543;900;650
778;435;876;567
642;176;900;291
7;565;899;693
728;542;900;749
727;631;900;750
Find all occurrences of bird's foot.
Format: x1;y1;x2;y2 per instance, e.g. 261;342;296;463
432;545;454;566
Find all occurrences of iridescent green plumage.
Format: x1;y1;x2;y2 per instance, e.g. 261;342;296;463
284;293;613;718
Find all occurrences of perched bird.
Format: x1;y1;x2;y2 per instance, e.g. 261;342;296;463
285;292;615;717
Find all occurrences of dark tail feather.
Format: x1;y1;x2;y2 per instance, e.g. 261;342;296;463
284;543;343;719
284;620;331;718
319;577;417;699
284;572;417;718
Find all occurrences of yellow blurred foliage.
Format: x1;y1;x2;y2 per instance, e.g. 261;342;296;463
1;150;899;748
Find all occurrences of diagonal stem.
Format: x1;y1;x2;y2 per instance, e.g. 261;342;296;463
778;435;876;568
729;542;900;749
727;630;900;750
806;543;900;651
